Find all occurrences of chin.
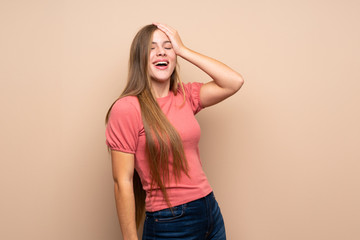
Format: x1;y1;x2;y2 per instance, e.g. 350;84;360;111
149;70;174;83
150;76;171;83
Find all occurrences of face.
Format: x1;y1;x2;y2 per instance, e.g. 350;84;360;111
148;29;177;84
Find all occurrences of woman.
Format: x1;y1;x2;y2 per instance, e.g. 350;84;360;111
105;23;244;240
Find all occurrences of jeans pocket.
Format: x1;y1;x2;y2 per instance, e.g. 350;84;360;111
154;204;186;222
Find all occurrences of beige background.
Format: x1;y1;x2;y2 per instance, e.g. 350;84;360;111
1;0;359;239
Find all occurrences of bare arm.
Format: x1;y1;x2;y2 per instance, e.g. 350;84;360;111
154;23;244;107
111;150;138;240
177;47;244;107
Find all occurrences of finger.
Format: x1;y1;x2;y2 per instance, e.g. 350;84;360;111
157;24;172;34
158;23;173;31
153;22;175;35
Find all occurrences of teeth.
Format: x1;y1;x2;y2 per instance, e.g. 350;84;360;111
155;61;168;66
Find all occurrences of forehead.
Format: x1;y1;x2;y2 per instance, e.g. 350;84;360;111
151;29;170;43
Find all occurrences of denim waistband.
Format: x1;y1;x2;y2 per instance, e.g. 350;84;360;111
146;191;214;214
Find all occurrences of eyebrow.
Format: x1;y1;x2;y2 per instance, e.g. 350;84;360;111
151;41;172;44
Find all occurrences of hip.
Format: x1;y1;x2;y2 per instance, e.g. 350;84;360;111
142;192;226;240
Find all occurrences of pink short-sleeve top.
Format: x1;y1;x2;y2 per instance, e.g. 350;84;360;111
105;82;212;212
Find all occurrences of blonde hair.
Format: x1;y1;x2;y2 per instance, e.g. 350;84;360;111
105;24;188;227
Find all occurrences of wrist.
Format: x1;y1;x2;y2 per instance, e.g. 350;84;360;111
177;46;191;59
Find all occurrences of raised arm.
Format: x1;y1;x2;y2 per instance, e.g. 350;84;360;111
153;23;244;107
111;150;138;240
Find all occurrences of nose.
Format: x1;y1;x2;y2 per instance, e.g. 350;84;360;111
156;47;166;56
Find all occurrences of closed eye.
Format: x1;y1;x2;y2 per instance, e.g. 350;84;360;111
164;42;172;50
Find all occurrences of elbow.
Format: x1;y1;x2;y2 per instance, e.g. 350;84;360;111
113;177;121;193
232;73;244;93
113;176;133;190
113;179;134;198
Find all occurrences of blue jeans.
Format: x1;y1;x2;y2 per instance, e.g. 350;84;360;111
142;192;226;240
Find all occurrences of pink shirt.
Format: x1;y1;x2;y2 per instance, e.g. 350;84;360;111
105;82;212;212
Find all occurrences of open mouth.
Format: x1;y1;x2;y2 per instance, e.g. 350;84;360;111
154;61;169;67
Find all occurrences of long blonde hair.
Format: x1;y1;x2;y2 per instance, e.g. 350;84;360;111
105;24;188;228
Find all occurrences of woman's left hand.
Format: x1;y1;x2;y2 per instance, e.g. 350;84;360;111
154;22;244;108
152;22;187;56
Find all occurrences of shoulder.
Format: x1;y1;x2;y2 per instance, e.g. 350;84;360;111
178;82;203;96
178;82;204;113
105;96;142;152
111;96;140;113
178;81;204;99
109;95;141;120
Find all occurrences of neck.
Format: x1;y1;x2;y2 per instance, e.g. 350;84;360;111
151;80;170;98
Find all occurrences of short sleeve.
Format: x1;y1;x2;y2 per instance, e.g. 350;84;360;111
105;97;142;153
182;82;204;114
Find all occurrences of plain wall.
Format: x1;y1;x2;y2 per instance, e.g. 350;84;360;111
1;0;359;239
